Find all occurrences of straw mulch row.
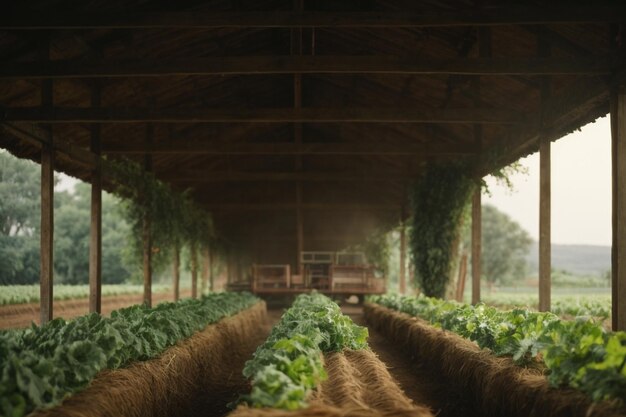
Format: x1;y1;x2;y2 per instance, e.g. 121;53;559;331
31;301;268;417
363;302;626;417
230;348;433;417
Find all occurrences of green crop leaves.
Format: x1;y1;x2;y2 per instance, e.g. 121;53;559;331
239;293;368;410
0;292;258;417
370;294;626;406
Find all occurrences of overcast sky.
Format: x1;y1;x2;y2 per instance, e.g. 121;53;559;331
483;116;612;246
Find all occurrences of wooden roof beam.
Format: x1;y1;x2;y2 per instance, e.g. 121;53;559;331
0;56;612;78
103;141;476;155
0;106;524;124
2;8;625;29
160;171;417;182
202;203;400;211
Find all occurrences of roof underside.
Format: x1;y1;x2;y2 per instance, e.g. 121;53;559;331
1;1;624;265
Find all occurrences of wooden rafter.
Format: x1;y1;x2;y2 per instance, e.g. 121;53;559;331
2;8;625;29
161;171;416;182
1;106;524;124
0;56;611;78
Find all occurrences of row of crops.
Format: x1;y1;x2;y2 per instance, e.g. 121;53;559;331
0;284;172;306
0;292;258;417
369;294;626;405
238;292;369;410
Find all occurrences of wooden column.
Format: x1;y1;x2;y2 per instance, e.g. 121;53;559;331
39;38;54;325
293;0;304;274
209;246;214;292
538;33;552;312
173;247;180;301
471;189;482;304
612;85;626;330
89;82;102;313
201;247;210;295
191;243;198;299
142;126;153;307
399;208;407;294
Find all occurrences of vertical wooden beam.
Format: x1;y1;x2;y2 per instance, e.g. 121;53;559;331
142;126;153;308
201;247;210;295
538;32;552;312
612;85;626;330
471;189;482;304
173;247;180;301
293;0;304;274
191;243;198;299
399;206;407;294
89;82;102;314
39;38;53;325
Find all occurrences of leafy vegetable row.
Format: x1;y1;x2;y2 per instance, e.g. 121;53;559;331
0;284;172;306
239;292;368;410
369;294;626;405
0;292;259;417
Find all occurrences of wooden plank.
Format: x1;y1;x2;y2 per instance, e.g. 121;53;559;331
538;33;552;313
0;56;611;78
471;189;482;305
204;203;400;211
173;247;180;301
399;216;407;295
40;142;54;324
3;8;625;29
142;132;153;308
613;85;626;331
191;243;198;299
105;142;477;156
163;171;417;182
1;107;524;124
88;82;102;314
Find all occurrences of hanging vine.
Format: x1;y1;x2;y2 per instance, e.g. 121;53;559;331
409;162;478;298
105;158;214;278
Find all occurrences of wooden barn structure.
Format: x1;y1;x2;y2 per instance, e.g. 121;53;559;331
1;2;625;328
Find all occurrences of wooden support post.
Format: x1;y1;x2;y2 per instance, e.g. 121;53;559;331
89;82;102;314
201;247;210;295
39;38;54;325
293;0;304;274
471;189;482;304
173;247;180;301
209;247;214;292
40;137;54;324
612;85;626;330
399;210;407;295
142;127;153;308
538;33;552;312
191;243;198;299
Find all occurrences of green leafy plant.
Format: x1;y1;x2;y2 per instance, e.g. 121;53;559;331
409;162;478;298
0;292;258;417
370;294;626;405
239;292;368;410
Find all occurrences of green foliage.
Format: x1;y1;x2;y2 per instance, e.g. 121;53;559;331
106;159;213;279
0;284;171;306
461;204;532;287
370;294;626;405
345;228;391;276
409;162;478;298
0;292;258;417
240;293;368;410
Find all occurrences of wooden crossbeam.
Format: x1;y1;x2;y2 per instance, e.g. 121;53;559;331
0;56;611;78
104;142;476;155
2;8;625;29
162;171;416;182
203;203;400;211
1;106;523;124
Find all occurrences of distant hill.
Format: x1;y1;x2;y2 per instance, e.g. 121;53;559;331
526;243;611;276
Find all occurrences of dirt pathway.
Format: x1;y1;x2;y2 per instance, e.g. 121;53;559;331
0;290;192;329
344;305;479;417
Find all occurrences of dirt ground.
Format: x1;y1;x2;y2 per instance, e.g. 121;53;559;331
0;289;192;329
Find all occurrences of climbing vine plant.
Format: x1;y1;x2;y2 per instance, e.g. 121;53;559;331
105;159;213;276
409;162;478;298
